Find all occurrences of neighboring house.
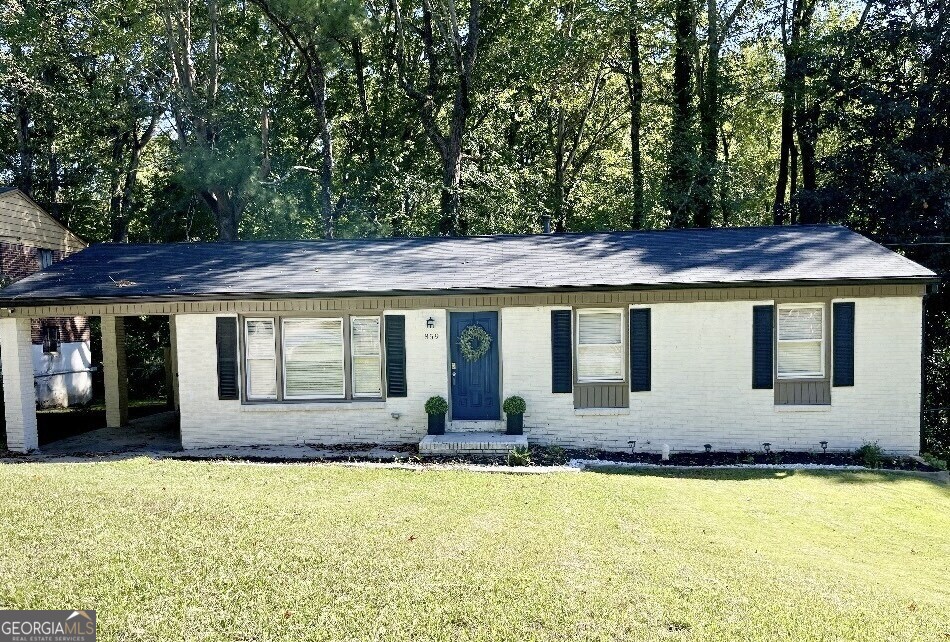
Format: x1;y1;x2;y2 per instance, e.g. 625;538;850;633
0;225;937;454
0;187;91;408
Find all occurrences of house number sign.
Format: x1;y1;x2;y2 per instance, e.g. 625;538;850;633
424;332;440;340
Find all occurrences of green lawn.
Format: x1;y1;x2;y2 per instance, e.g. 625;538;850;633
0;460;947;641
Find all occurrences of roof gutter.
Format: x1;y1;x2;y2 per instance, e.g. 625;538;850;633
0;276;938;311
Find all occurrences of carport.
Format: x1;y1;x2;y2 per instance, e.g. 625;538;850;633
1;312;181;453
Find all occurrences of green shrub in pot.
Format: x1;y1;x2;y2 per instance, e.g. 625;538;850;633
503;396;526;435
424;396;448;435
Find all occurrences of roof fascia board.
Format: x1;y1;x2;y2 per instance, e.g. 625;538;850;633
0;276;937;309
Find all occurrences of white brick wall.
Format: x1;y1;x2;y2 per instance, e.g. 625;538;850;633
175;297;923;454
1;317;38;452
503;298;922;454
175;310;448;449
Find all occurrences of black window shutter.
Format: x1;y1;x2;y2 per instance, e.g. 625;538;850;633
752;305;774;389
385;315;407;397
551;310;573;393
833;302;855;387
630;308;651;392
216;317;239;400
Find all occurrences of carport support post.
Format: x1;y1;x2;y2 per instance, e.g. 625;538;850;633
102;315;129;427
0;317;38;452
168;315;180;410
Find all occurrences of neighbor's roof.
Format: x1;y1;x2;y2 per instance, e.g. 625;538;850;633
0;186;87;253
0;225;936;306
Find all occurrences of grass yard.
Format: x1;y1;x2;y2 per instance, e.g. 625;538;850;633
0;460;947;641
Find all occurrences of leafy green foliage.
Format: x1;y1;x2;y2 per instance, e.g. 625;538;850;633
920;453;948;471
502;396;526;415
507;445;532;466
855;442;885;469
424;396;448;415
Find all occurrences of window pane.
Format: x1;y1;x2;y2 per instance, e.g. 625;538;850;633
245;319;276;399
777;305;824;378
778;307;822;341
577;311;624;381
283;318;344;398
351;317;382;397
578;312;622;345
778;341;823;376
577;344;624;381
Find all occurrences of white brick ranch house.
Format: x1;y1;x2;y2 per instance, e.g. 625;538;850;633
0;225;937;455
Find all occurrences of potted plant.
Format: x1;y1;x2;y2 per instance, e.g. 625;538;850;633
503;396;526;435
424;396;448;435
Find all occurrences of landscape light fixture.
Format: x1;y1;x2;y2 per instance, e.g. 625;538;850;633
628;440;636;453
820;441;828;454
763;442;771;454
704;444;712;453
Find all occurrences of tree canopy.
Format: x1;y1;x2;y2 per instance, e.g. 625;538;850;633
2;0;944;244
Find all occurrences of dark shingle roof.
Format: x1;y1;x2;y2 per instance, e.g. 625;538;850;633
0;225;935;305
0;186;16;195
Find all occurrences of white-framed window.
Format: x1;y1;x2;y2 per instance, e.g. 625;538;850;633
576;308;625;382
242;315;385;402
776;304;825;379
244;318;277;400
282;318;345;399
350;316;382;398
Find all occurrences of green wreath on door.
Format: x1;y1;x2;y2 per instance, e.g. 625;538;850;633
458;324;492;361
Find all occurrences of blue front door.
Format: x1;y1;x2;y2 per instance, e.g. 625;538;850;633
450;312;500;420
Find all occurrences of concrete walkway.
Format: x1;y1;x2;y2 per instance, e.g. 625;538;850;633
38;411;182;456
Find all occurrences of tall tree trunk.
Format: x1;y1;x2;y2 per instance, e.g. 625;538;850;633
46;121;62;221
14;95;33;197
438;70;471;235
792;0;818;223
773;89;794;225
552;112;567;231
439;135;465;235
352;38;376;168
695;0;719;228
719;124;732;226
108;132;129;242
790;140;799;223
391;0;481;236
627;0;645;229
773;0;815;225
666;0;697;228
312;58;335;238
203;188;240;240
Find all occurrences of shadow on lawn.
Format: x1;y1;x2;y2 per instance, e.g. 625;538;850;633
802;470;950;488
587;466;949;488
586;466;798;482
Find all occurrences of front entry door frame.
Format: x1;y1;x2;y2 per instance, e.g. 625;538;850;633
447;310;501;421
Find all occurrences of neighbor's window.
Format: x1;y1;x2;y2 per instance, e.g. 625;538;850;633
576;309;625;382
41;325;60;354
350;316;382;398
777;304;825;379
282;318;345;399
244;318;277;400
38;249;54;269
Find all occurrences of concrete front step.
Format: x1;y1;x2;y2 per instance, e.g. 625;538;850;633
419;431;528;455
448;420;505;432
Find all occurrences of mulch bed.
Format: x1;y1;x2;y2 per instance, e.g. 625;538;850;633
3;438;941;472
553;447;939;471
